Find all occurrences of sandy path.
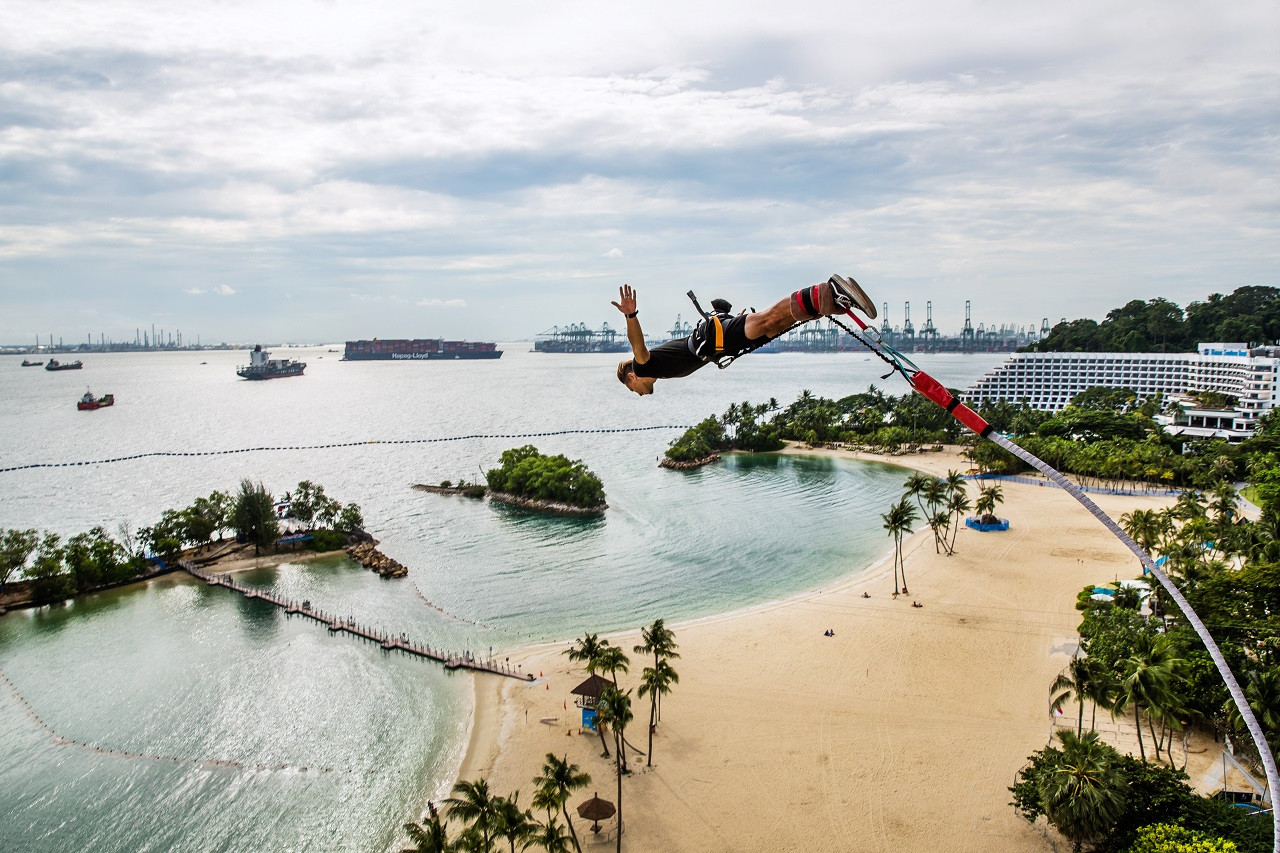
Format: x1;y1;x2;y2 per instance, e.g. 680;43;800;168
453;446;1180;852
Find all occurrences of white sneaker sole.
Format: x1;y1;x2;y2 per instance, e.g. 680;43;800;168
829;274;877;319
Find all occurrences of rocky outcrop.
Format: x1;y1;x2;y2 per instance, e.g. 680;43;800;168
659;454;720;470
345;542;409;578
413;483;487;498
487;491;606;516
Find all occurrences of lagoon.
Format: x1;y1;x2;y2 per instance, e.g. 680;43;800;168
0;345;1004;851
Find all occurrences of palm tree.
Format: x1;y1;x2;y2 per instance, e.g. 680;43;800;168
923;478;949;553
533;753;590;853
902;472;932;521
402;801;451;853
444;777;498;852
974;484;1004;524
595;687;634;853
595;645;630;688
1084;662;1119;735
944;471;969;554
638;660;679;766
1120;508;1168;557
528;816;574;853
1224;668;1280;757
564;633;606;675
491;793;535;853
634;619;679;722
881;497;918;596
1207;481;1239;544
1038;730;1128;852
1051;656;1093;737
1116;636;1180;762
1173;489;1207;523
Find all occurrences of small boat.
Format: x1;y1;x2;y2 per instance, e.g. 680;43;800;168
46;358;84;371
21;359;44;367
77;390;115;410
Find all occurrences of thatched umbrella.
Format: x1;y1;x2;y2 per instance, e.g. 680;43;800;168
576;792;616;833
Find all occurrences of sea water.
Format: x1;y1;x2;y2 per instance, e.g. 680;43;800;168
0;345;1005;852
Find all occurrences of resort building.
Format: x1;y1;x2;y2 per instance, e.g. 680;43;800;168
964;343;1280;442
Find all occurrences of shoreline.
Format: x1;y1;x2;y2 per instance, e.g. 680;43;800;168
448;443;1183;852
0;544;349;614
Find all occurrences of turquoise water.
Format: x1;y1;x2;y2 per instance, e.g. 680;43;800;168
0;345;1004;851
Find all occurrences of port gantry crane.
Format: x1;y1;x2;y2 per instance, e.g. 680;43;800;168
920;301;938;350
902;302;914;348
961;300;975;352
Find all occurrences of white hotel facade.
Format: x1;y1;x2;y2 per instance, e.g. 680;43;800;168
963;343;1280;442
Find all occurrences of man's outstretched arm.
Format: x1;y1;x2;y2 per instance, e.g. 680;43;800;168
611;284;650;364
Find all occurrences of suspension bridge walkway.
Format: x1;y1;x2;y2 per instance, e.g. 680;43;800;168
180;561;531;681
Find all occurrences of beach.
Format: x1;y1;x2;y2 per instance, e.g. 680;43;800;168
455;445;1182;852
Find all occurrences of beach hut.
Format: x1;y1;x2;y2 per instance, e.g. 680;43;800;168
570;674;612;732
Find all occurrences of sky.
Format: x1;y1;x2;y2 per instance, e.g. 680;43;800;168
1;0;1277;345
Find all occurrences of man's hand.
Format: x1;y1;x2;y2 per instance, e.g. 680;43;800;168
611;284;637;316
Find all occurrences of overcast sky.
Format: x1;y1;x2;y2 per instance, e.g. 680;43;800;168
1;0;1277;345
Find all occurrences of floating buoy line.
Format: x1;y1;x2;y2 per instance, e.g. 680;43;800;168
0;669;383;777
0;425;694;474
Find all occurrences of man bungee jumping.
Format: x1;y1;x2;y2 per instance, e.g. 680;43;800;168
612;275;878;396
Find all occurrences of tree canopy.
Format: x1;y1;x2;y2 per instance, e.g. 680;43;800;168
486;445;606;509
1026;287;1280;353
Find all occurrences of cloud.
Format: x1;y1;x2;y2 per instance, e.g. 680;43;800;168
418;298;466;308
0;0;1276;341
213;284;236;296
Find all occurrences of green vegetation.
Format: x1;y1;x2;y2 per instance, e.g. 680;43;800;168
893;471;973;564
1;479;365;607
1007;448;1280;851
232;479;279;555
1012;735;1264;852
486;445;606;509
413;756;590;853
963;390;1272;491
665;387;963;462
634;619;680;767
1026;286;1280;353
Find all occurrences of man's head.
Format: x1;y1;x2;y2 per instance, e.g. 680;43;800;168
616;360;655;396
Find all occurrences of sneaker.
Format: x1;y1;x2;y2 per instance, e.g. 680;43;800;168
829;274;877;319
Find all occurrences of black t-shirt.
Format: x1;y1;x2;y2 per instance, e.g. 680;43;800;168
632;338;704;379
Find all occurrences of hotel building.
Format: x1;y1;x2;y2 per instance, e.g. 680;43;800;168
963;343;1280;442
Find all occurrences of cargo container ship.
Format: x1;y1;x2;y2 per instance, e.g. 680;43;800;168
236;345;306;380
342;339;503;360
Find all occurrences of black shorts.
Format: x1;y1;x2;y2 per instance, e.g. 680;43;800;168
632;315;762;380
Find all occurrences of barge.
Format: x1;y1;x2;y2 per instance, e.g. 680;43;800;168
342;339;502;360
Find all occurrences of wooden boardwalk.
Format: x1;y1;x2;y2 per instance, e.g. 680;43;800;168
180;561;532;681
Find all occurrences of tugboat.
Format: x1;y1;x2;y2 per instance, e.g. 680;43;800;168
236;345;306;380
77;390;115;410
46;358;84;371
20;359;44;367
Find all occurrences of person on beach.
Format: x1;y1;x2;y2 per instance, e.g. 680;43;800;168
612;276;877;396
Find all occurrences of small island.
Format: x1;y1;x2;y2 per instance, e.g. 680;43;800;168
485;445;607;515
662;403;784;469
416;445;607;515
